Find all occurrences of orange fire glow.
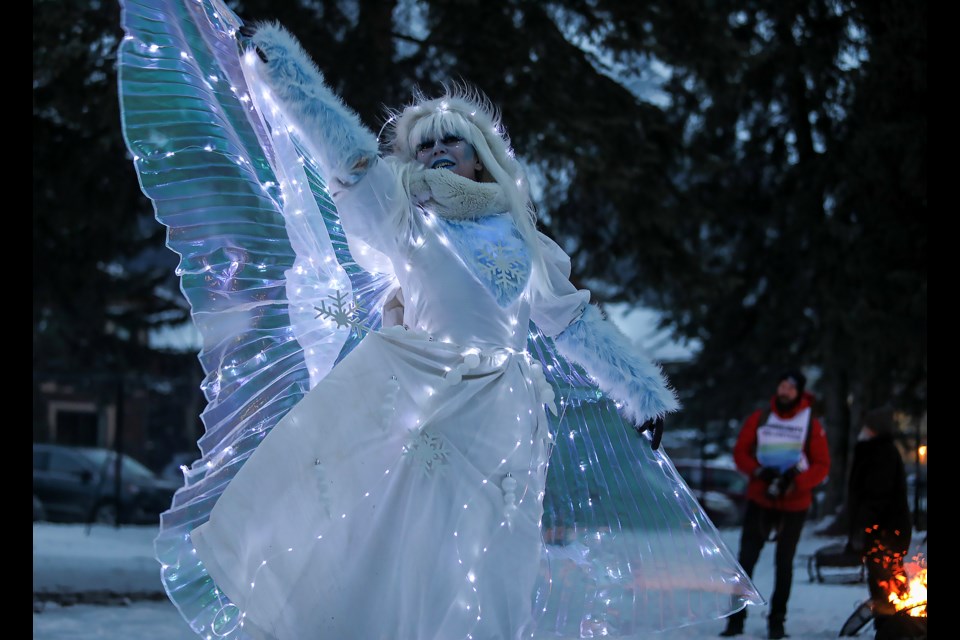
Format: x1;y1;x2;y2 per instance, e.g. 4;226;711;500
887;556;927;617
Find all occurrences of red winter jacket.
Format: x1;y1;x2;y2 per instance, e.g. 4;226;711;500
733;392;831;512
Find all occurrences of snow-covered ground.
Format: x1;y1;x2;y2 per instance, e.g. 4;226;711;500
33;520;927;639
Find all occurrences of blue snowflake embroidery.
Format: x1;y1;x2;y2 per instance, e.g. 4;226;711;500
436;215;531;307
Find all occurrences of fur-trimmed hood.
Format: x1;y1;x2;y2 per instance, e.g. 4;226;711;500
382;86;519;185
382;85;549;290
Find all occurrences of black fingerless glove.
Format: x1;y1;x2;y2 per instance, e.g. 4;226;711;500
636;416;664;451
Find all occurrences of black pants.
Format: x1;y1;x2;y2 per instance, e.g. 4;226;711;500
729;501;807;623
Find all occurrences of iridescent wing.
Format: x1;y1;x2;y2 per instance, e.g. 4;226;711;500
527;327;764;635
119;0;758;635
118;0;394;636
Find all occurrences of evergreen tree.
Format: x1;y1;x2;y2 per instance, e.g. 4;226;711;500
34;0;925;511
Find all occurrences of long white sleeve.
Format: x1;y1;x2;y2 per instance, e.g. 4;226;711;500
529;232;679;425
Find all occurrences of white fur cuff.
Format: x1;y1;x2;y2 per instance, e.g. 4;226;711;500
554;305;680;424
249;22;379;185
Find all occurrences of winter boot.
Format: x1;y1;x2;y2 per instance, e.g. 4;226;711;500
719;610;745;637
768;614;788;639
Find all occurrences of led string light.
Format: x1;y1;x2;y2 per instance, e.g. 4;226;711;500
132;10;758;635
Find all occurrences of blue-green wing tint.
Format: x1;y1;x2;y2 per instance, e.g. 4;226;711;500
118;1;392;637
528;326;764;634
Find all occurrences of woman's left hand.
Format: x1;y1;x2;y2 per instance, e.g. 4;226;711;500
636;416;664;451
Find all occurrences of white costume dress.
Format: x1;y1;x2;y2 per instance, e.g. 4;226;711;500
117;1;763;638
192;158;594;640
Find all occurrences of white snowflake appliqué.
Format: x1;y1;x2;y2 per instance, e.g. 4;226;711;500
314;290;369;336
476;240;528;290
403;429;449;477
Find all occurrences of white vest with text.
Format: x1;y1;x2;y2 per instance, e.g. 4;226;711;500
756;407;811;472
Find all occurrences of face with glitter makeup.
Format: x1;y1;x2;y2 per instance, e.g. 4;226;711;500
414;134;483;180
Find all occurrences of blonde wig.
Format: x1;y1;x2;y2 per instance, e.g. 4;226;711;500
381;83;548;289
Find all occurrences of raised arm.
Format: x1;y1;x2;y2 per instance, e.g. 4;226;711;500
239;21;417;268
239;22;379;187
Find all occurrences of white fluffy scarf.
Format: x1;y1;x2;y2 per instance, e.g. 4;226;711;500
404;163;510;220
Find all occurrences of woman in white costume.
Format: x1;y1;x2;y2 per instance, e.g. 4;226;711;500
117;4;761;639
190;21;680;640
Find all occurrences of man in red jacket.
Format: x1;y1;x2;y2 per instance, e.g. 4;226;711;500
720;369;831;639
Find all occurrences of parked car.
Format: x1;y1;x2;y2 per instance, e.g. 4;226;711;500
671;458;749;528
33;444;179;525
33;494;47;522
160;451;199;483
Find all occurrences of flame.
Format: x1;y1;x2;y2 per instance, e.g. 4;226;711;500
887;555;927;617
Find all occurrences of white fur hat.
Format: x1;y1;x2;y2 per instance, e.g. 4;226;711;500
381;84;547;287
382;84;526;195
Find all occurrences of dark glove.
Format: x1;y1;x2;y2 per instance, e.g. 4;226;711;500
754;466;781;484
764;466;800;500
635;416;664;451
237;21;269;63
238;22;258;39
780;465;800;493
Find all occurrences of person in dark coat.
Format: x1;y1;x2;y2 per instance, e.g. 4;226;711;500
845;406;913;637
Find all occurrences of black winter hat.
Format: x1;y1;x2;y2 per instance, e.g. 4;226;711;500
864;406;898;436
777;369;806;396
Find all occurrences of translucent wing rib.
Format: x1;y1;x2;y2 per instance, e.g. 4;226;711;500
238;55;399;375
528;325;764;635
118;1;393;636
